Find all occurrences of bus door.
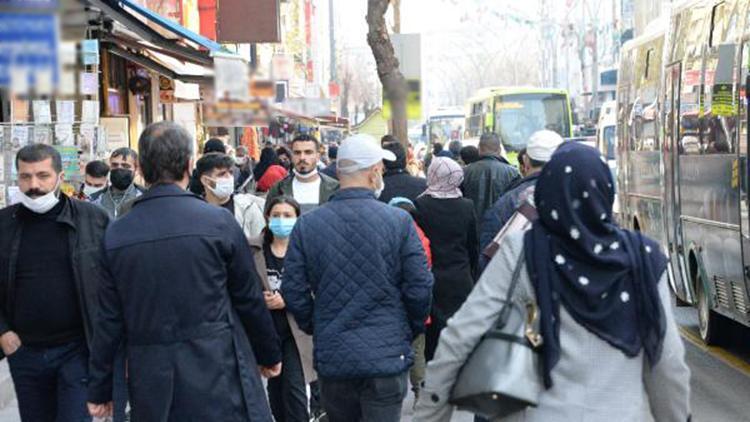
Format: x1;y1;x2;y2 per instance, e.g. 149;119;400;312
739;39;750;305
664;62;691;301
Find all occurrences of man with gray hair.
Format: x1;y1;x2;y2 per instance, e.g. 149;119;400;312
283;134;434;422
461;132;520;224
87;121;281;421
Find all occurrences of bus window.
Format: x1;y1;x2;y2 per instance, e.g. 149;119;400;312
710;2;727;47
493;93;570;152
679;57;703;155
704;43;737;154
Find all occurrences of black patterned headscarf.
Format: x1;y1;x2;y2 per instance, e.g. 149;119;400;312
524;142;668;388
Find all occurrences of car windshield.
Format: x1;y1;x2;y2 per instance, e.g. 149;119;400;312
493;93;570;152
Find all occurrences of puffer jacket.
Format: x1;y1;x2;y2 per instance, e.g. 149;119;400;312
282;188;434;380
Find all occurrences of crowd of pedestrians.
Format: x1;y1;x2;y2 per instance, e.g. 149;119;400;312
0;120;692;422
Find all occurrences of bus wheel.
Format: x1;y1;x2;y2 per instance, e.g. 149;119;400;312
697;274;724;345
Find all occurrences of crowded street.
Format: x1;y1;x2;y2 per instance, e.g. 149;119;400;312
2;0;750;421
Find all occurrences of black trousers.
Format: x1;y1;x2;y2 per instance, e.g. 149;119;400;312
266;336;309;422
320;372;408;422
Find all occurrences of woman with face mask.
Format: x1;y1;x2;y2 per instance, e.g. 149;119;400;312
247;196;315;422
414;157;479;362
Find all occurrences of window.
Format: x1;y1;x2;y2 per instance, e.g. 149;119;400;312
710;2;726;47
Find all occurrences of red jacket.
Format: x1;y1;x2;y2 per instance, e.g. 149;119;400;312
257;165;288;192
415;223;432;269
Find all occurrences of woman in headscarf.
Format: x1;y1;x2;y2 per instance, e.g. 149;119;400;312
414;142;691;421
254;147;288;193
415;157;479;361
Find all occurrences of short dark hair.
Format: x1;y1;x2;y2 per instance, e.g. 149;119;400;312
459;145;480;165
528;157;546;168
479;132;502;154
138;121;194;185
448;140;462;155
433;143;444;154
111;147;138;163
291;134;319;148
263;195;301;244
203;138;226;154
383;141;407;170
196;153;234;180
216;127;230;137
16;143;62;173
517;148;527;166
328;145;338;160
85;160;110;178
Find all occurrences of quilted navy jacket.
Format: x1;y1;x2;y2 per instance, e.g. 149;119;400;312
283;188;434;379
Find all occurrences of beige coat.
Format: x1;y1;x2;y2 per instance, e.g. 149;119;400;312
249;236;317;384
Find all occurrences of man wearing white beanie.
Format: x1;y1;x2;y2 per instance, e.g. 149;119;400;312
283;134;434;422
478;130;564;271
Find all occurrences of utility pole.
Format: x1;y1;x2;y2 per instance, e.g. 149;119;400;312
329;0;336;82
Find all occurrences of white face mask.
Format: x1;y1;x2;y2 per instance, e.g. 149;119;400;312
374;172;385;199
207;176;235;200
83;184;104;197
295;168;319;181
20;178;61;214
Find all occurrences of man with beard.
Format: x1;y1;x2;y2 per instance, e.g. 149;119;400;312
266;134;339;214
0;144;113;421
90;148;145;219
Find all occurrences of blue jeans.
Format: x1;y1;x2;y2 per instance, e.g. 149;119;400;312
7;340;91;422
320;372;408;422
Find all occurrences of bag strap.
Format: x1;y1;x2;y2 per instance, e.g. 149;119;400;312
496;249;527;328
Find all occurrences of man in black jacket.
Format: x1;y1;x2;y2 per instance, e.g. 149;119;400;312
0;144;112;421
462;132;521;225
87;121;282;421
379;135;427;203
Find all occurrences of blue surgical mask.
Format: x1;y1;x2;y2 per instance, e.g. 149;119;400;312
269;217;297;238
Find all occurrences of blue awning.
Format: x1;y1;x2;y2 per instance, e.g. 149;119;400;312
117;0;223;53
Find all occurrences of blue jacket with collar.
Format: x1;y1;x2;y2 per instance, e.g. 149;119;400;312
283;188;433;379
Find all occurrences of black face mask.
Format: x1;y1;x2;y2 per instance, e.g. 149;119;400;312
110;168;134;191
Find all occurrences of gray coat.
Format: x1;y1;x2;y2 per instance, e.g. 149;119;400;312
249;236;317;384
414;230;691;422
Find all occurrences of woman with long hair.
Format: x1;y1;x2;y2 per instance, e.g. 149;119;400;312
248;195;315;421
254;147;288;193
415;142;690;421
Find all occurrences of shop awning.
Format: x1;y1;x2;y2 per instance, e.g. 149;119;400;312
84;0;244;66
103;41;210;85
116;0;222;53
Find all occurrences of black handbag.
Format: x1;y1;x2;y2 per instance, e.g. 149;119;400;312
449;249;543;420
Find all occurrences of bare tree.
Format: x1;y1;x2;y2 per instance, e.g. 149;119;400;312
367;0;408;147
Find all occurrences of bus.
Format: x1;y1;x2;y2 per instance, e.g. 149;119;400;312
464;87;574;156
426;107;465;146
617;0;750;344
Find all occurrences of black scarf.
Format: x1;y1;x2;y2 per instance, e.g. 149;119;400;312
524;142;667;388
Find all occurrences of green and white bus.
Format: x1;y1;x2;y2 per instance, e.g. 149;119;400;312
464;87;574;155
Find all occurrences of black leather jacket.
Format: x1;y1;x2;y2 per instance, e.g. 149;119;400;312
0;195;110;349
